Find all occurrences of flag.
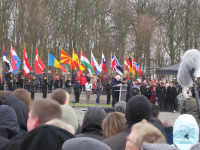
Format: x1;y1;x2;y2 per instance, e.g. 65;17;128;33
11;46;21;74
81;52;95;74
124;56;129;71
72;51;85;71
101;53;107;72
35;47;46;74
3;48;13;72
24;49;32;75
49;52;66;72
91;53;101;75
138;66;142;76
129;56;135;75
111;56;123;76
60;49;75;70
132;58;139;73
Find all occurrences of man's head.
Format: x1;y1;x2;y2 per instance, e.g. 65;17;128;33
77;79;80;83
83;73;85;76
51;88;68;105
146;84;149;88
170;82;173;87
151;104;159;118
116;75;121;81
122;78;127;83
143;80;146;84
48;70;51;74
160;82;164;87
125;120;166;150
27;98;62;131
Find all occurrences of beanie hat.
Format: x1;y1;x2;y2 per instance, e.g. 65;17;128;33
115;101;127;113
125;95;151;125
62;137;111;150
20;125;75;150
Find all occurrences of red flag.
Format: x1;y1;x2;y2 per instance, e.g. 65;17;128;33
35;47;46;74
24;49;32;75
138;66;142;76
125;56;129;71
132;58;138;73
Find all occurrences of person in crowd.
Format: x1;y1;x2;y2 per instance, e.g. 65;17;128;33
30;69;35;76
140;80;147;95
167;82;177;113
80;73;87;93
47;70;53;92
0;95;29;131
12;89;32;108
112;75;122;107
51;88;78;131
156;82;166;112
103;95;151;150
0;90;12;100
65;76;71;93
46;119;75;134
102;112;126;139
150;84;156;104
54;76;60;89
74;79;82;103
85;79;92;104
71;72;76;84
106;81;111;104
125;120;166;150
25;72;32;90
96;79;102;104
76;106;107;141
131;83;139;97
144;84;152;100
0;105;24;146
115;101;127;113
8;73;13;91
18;75;24;88
42;76;47;98
30;75;36;99
126;78;132;102
20;125;75;150
173;114;199;150
62;137;111;150
0;74;4;90
53;70;58;81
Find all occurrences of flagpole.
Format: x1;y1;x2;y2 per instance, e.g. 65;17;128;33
59;46;62;88
34;44;37;99
123;52;125;78
89;50;92;104
129;54;130;79
110;51;112;104
47;49;49;98
99;51;103;105
70;48;74;94
114;52;116;77
10;43;13;91
23;44;25;89
79;48;82;103
2;44;5;79
131;55;133;79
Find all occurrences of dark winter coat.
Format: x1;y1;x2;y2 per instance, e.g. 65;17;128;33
76;106;107;141
131;86;139;97
144;87;152;100
54;80;59;89
18;78;23;88
30;79;35;93
65;79;71;88
106;82;111;94
0;95;29;131
42;79;47;89
140;84;146;95
74;82;82;93
167;86;177;103
111;78;122;96
126;80;132;101
156;85;166;101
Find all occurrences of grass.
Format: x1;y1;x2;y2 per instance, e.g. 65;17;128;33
69;103;112;108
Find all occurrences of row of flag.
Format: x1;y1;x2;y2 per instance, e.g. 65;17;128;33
2;45;142;76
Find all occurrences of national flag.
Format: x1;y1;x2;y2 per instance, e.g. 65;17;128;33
124;56;129;71
3;48;13;72
129;56;135;75
24;49;32;75
72;51;85;71
91;53;101;75
60;49;75;70
101;53;107;72
132;58;139;73
81;52;95;74
49;52;66;72
35;47;46;74
11;46;21;74
111;56;123;76
138;66;142;76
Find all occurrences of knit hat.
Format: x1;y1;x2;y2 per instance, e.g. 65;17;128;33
151;103;159;112
62;137;111;150
20;125;75;150
115;101;127;113
125;95;151;125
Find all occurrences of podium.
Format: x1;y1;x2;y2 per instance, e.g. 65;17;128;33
114;84;127;101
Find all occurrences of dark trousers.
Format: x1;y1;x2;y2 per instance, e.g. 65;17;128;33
174;98;178;110
112;95;119;107
31;93;34;99
82;85;85;92
168;102;174;112
43;89;47;98
75;92;80;103
96;90;100;104
158;101;164;111
107;93;110;104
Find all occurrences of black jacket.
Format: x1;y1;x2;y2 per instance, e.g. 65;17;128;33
140;84;146;95
112;78;122;96
54;80;59;89
106;82;111;93
0;95;29;131
131;87;139;97
156;85;166;101
144;87;152;100
30;79;35;93
65;80;71;88
76;106;107;141
42;79;47;89
167;86;177;103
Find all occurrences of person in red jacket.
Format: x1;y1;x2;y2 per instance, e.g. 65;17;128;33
80;73;87;92
150;85;156;104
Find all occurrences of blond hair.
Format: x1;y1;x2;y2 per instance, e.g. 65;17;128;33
46;119;75;134
102;112;126;139
131;120;166;148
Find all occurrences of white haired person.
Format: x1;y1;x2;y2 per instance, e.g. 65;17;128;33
111;75;122;108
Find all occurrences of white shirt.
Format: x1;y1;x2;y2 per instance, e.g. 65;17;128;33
85;83;92;91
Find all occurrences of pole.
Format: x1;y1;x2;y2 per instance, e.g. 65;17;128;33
129;54;130;79
10;43;13;91
34;44;37;99
79;49;82;103
2;44;4;90
123;52;125;78
89;50;92;104
70;48;74;93
110;51;112;104
59;46;62;88
114;52;116;77
99;51;103;104
23;44;26;89
47;49;49;97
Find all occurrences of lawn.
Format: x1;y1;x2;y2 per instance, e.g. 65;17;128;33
69;103;112;108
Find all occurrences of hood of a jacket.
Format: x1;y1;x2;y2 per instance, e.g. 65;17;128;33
0;105;19;139
82;106;107;135
173;114;199;150
0;95;29;131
